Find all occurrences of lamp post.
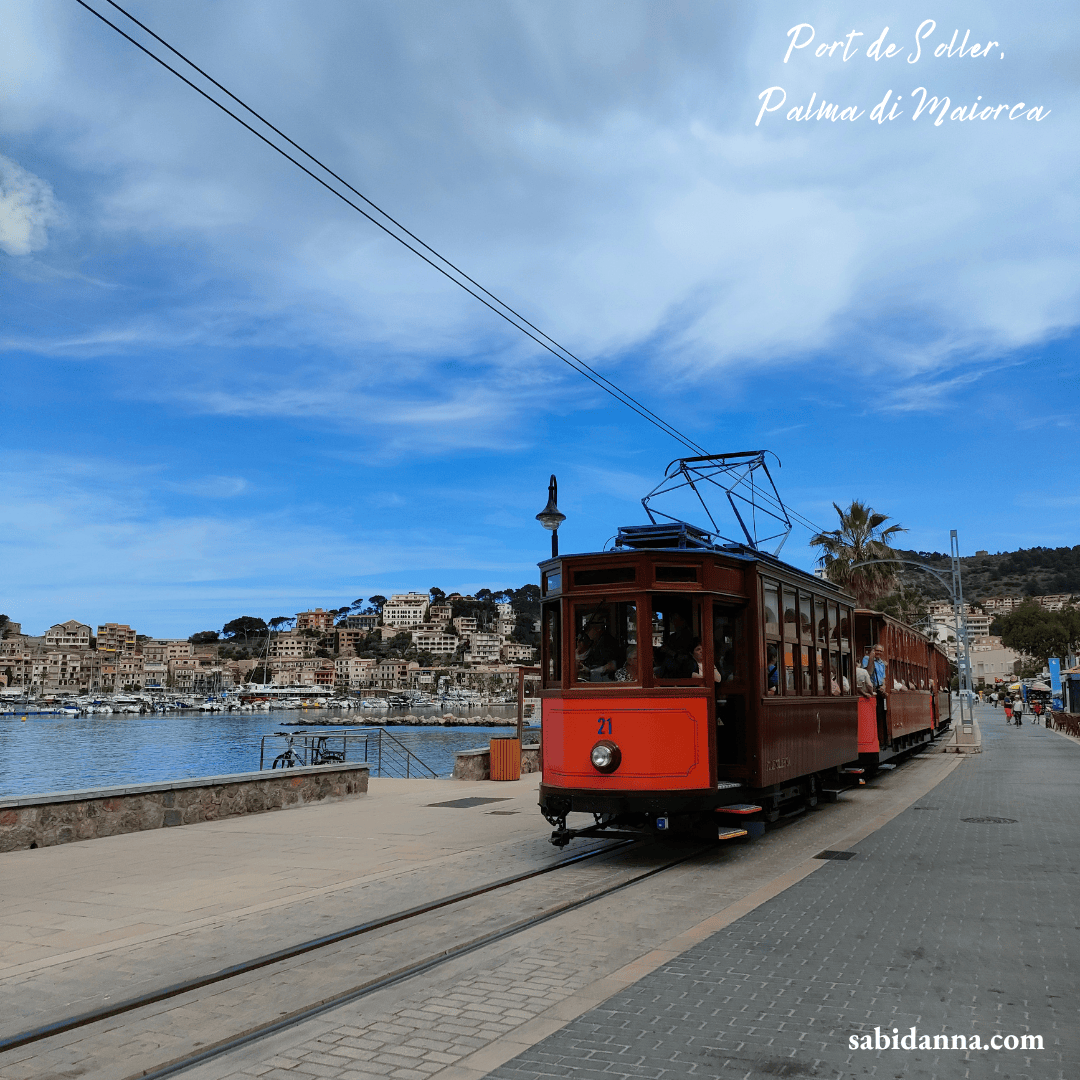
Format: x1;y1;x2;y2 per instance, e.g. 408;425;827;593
536;474;565;558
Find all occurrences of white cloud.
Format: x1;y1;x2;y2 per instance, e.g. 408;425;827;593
0;153;58;255
0;0;1077;422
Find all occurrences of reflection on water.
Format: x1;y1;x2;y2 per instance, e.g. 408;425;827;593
0;709;535;796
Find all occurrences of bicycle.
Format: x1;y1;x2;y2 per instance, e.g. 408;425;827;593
271;733;304;769
310;735;346;766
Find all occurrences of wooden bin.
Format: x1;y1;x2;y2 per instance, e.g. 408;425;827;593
490;737;521;782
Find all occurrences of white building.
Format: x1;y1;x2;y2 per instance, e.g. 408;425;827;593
411;629;459;654
44;621;92;649
501;643;536;663
453;616;478;636
383;593;430;629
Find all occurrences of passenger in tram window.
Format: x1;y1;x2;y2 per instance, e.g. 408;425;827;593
864;645;887;695
692;641;723;681
766;643;779;695
653;606;695;678
855;661;875;697
581;620;619;680
613;645;638;683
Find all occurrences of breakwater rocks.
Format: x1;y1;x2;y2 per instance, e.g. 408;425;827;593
296;713;529;727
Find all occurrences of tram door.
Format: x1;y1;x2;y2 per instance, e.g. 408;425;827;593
712;603;747;776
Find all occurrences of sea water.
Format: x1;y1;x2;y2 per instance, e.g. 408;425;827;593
0;708;534;796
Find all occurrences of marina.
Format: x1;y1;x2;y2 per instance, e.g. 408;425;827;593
0;708;536;797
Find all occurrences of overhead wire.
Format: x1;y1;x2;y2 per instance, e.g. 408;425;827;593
75;0;708;458
73;0;828;536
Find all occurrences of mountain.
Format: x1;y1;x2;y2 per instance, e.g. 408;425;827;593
892;546;1080;602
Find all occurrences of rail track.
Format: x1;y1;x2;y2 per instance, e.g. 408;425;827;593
1;836;716;1080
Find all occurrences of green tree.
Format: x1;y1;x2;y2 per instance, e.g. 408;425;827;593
429;587;446;604
809;501;907;606
999;602;1080;663
222;616;268;643
189;630;220;644
368;596;388;614
249;664;272;685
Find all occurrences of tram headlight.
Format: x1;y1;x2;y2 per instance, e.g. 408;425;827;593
590;740;621;774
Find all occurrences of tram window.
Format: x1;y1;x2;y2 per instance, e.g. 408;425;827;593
574;601;637;682
814;598;827;645
799;593;813;641
543;571;561;595
799;645;812;693
652;595;701;682
542;603;561;687
782;589;798;641
766;643;780;695
573;566;636;587
763;582;779;637
828;602;841;646
783;644;795;693
656;565;698;582
713;607;744;683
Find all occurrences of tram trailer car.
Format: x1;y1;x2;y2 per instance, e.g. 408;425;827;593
853;611;953;774
538;523;868;846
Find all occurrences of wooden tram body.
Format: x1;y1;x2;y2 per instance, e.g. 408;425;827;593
537;524;949;845
852;611;952;769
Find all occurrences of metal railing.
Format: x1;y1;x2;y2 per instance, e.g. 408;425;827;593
259;727;438;778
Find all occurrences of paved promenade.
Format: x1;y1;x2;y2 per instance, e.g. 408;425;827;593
486;704;1077;1079
4;707;1072;1080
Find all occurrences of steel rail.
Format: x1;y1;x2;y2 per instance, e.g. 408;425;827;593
0;839;635;1054
127;840;714;1080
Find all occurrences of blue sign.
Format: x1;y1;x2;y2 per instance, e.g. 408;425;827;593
1049;658;1062;711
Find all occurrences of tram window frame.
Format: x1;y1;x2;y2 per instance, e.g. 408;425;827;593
572;566;636;588
542;570;561;596
541;602;562;688
650;593;703;685
762;578;782;696
573;600;639;684
655;565;699;583
712;604;745;685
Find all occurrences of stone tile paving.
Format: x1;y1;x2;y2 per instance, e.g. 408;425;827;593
484;708;1078;1080
211;946;596;1080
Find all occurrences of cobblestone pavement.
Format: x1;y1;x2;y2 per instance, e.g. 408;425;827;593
484;706;1078;1080
163;749;957;1080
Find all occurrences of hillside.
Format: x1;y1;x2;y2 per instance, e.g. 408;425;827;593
893;545;1080;602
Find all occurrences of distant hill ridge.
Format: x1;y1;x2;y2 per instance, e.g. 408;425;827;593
891;545;1080;602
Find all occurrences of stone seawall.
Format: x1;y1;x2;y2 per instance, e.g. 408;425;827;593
453;745;541;781
0;763;369;853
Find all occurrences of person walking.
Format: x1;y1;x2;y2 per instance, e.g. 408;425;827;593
1032;700;1043;725
1012;696;1024;726
1004;698;1013;722
991;691;999;708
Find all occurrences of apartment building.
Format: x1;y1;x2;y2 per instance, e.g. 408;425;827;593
427;604;452;628
97;623;137;653
269;631;312;659
453;616;478;637
43;650;93;692
465;633;502;664
45;621;92;648
339;613;379;631
383;593;430;629
335;656;376;689
143;639;193;663
334;628;367;655
411;629;459;654
295;608;336;632
501;643;536;663
376;659;409;688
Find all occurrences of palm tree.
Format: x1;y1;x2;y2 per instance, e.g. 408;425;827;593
809;501;907;606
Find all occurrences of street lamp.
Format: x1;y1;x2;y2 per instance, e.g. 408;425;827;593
536;474;565;558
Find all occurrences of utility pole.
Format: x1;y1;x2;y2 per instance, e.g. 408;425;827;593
950;530;973;727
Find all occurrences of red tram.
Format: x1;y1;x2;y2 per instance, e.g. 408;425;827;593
537;521;951;846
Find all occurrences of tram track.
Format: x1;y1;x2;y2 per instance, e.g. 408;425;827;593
0;838;634;1055
1;836;714;1080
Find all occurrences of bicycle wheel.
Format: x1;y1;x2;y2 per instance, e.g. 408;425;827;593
272;753;292;769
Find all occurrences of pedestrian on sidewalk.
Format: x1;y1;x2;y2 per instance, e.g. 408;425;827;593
1004;699;1013;722
1032;700;1043;725
1012;696;1024;726
991;691;999;708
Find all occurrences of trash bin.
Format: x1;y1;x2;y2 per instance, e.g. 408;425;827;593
490;736;521;781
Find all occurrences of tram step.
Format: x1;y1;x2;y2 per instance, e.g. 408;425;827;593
716;804;763;815
841;767;865;775
877;763;897;770
820;788;843;802
716;781;743;791
717;827;749;841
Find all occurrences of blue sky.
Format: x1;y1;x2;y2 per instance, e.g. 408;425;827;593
2;0;1077;637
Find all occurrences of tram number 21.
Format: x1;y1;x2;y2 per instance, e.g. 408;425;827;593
596;717;613;735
